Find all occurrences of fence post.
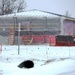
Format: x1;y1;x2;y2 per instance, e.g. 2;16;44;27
18;23;21;55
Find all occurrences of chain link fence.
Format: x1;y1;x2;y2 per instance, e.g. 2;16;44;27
0;16;61;45
0;15;75;58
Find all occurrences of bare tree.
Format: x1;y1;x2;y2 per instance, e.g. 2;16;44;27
0;0;27;15
15;0;27;12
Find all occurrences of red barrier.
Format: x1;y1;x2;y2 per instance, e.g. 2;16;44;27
21;35;56;45
50;36;56;46
22;35;75;46
32;35;45;44
45;35;51;43
22;35;31;44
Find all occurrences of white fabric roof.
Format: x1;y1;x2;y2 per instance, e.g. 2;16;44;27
0;9;58;18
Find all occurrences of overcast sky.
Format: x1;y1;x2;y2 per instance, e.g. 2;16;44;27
26;0;75;18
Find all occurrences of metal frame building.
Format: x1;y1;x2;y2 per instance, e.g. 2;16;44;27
0;9;75;45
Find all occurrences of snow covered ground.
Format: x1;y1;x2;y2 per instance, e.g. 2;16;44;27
0;45;75;75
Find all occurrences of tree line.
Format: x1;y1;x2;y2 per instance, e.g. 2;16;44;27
0;0;26;15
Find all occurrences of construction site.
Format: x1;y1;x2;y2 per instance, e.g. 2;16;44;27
0;9;75;46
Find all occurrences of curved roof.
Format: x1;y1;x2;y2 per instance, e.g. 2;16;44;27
0;9;58;18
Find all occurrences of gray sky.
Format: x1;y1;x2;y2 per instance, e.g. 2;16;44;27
26;0;75;18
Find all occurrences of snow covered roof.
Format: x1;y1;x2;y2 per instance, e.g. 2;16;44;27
0;9;59;18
